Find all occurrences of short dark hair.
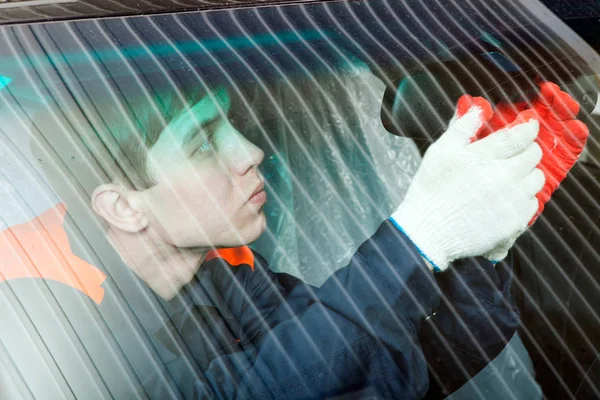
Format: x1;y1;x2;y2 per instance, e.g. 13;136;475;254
30;84;210;197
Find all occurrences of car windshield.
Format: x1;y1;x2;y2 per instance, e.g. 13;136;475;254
1;1;600;399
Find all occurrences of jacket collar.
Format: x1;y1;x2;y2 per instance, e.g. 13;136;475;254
163;266;234;330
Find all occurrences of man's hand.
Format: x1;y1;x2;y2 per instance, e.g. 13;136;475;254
391;97;543;272
474;82;589;262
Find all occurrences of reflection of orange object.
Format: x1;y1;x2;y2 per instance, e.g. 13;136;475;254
0;203;106;304
205;246;255;271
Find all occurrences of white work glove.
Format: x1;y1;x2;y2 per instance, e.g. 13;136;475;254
391;99;544;272
484;232;521;263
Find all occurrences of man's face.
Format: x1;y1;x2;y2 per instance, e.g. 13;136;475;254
139;88;267;249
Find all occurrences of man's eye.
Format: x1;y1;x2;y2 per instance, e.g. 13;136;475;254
190;118;221;156
196;133;215;154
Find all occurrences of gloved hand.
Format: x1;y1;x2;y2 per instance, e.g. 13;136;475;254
391;97;543;272
473;82;589;261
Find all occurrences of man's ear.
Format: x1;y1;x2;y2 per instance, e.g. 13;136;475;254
91;184;149;233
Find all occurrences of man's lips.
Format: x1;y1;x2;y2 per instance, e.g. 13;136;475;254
248;182;267;204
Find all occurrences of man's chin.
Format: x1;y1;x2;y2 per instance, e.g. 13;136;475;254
246;212;267;243
219;213;267;247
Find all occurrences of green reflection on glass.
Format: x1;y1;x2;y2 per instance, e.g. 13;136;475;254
0;76;12;90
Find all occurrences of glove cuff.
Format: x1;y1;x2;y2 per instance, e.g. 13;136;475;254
390;202;455;272
387;217;443;272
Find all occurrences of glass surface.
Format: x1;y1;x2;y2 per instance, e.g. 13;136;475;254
0;0;599;399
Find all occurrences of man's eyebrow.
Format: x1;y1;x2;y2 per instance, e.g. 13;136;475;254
181;115;222;148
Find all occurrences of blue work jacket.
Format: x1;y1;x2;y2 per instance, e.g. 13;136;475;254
139;220;519;399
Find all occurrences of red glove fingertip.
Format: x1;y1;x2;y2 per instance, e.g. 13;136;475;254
533;82;561;117
456;94;474;118
551;91;580;121
473;97;495;122
538;81;561;105
456;95;493;121
564;120;589;148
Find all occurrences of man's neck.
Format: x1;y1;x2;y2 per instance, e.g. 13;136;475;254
107;227;207;300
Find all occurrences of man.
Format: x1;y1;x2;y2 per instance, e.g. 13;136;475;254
19;82;542;399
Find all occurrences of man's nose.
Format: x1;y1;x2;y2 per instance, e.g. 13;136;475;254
227;129;265;176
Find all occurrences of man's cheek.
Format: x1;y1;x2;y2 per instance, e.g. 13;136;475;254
200;174;233;201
